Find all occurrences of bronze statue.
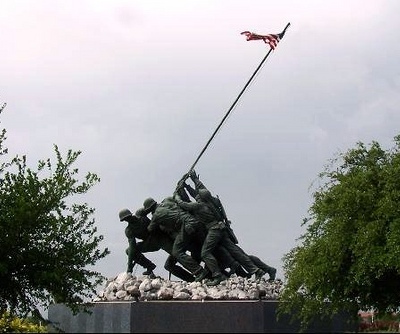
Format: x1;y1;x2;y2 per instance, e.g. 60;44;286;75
174;170;275;285
119;170;276;284
119;206;194;282
187;170;276;281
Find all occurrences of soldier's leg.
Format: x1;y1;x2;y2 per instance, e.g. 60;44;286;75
201;228;228;286
172;230;206;280
138;234;164;253
135;241;157;275
153;232;174;254
183;232;214;281
130;250;156;275
185;222;206;264
220;230;264;278
125;246;155;274
136;232;175;276
249;255;276;280
164;255;195;282
214;245;249;278
153;232;196;281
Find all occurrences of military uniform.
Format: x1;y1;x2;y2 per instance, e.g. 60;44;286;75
175;171;267;285
148;197;206;280
121;207;193;281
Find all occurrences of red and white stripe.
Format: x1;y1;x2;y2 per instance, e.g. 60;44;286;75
241;31;280;50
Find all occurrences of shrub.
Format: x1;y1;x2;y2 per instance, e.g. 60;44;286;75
0;311;47;333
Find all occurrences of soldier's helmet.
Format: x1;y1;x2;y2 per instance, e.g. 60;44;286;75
198;189;212;200
143;197;157;211
119;208;132;222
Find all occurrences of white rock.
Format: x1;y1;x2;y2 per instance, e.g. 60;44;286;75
126;285;140;295
94;273;283;302
191;294;203;300
107;294;118;301
151;277;162;289
177;287;190;294
105;282;116;293
139;279;152;292
187;281;201;289
115;272;130;284
157;287;174;300
173;291;191;300
124;295;136;301
237;290;248;300
247;289;260;299
116;290;127;299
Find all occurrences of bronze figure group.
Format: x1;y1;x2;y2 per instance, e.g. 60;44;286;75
119;170;276;286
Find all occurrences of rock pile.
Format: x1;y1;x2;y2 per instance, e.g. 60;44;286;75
94;272;283;302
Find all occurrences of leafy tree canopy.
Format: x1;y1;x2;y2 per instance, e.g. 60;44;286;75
0;103;110;319
279;135;400;329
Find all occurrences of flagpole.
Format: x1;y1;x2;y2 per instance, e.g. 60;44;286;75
187;22;291;174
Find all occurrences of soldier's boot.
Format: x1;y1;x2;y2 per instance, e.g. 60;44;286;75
194;268;210;282
167;265;195;282
164;256;195;282
230;261;249;278
222;269;231;278
256;263;277;281
266;267;277;281
206;272;228;286
248;255;276;281
142;262;156;278
254;269;266;281
136;254;156;277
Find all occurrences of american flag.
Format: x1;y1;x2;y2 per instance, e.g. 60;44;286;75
241;31;282;50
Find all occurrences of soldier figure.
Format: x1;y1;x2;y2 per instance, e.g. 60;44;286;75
119;171;276;284
145;196;210;282
119;204;194;282
187;170;276;281
175;170;275;285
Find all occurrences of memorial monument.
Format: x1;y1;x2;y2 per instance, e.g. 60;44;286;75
48;23;356;332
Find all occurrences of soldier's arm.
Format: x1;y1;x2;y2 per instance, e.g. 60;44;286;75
183;182;197;199
175;194;201;212
147;214;160;232
189;169;207;192
176;184;191;202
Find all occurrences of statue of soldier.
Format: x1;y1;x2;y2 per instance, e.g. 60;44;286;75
185;170;277;281
119;204;194;282
175;171;268;286
146;192;247;282
145;196;210;282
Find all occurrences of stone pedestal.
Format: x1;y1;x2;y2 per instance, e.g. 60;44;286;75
48;300;356;333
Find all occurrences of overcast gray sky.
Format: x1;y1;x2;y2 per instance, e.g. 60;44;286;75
1;0;400;281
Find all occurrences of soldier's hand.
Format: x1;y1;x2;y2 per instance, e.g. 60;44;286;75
177;173;188;186
189;169;198;180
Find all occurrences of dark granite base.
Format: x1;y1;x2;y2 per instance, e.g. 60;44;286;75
48;300;357;333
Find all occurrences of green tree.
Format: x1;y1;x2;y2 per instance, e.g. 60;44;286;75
0;104;110;320
279;135;400;330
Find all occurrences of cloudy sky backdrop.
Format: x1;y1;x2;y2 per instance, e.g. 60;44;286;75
1;0;400;281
